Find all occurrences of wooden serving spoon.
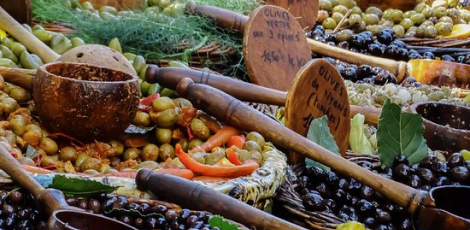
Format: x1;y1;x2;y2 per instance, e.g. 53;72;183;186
0;139;138;230
186;3;470;88
135;169;308;230
175;77;470;230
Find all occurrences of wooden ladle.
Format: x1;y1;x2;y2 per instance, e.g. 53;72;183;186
175;78;470;230
186;3;470;88
0;139;138;230
145;64;382;125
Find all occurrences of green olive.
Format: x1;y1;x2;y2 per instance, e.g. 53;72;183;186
9;87;30;103
0;45;17;63
39;137;58;155
425;25;437;38
142;144;159;161
246;132;266;149
350;6;362;15
133;111;151;127
414;3;427;13
1;37;13;49
59;146;78;162
320;0;332;11
109;140;124;156
348;14;362;26
187;138;202;150
392;25;405;36
81;1;94;10
335;29;353;42
438;16;454;24
329;0;339;7
332;5;348;15
109;157;121;167
250;150;263;165
174;98;192;108
366;25;384;35
123;147;141;160
421;20;434;27
322;17;337;30
135;161;159;170
75;153;90;168
155;128;172;144
99;6;117;15
9;114;27;136
33;30;54;43
403;10;416;18
365;6;383;17
190;119;210;141
448;0;459;7
410;13;425;25
363;14;380;25
190;152;207;164
159;143;174;161
152;97;175;112
435;22;453;36
415;25;426;37
339;0;355;8
447;8;460;23
243;140;262;152
390;10;403;23
80;158;102;172
332;12;344;24
434;6;447;18
236;149;252;163
205;148;225;165
1;97;18;114
156;109;178;128
406;26;418;36
71;37;85;47
422;7;435;19
40;155;58;168
178;138;189;152
22;130;42;146
400;18;414;29
10;42;26;58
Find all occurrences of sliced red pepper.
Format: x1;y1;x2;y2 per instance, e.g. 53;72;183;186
175;144;259;177
48;133;85;148
138;93;160;111
186;126;196;140
227;148;242;166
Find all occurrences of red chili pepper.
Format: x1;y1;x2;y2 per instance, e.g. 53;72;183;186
48;133;85;148
227;148;242;166
138;93;160;111
175;144;259;177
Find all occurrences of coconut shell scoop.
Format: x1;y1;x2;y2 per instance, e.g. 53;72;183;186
0;139;137;230
175;78;470;230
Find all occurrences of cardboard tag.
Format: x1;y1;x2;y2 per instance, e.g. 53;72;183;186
243;5;311;91
266;0;319;30
285;59;350;164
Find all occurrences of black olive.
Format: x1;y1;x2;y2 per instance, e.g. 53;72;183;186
135;217;144;229
408;51;422;59
341;66;358;81
138;203;151;214
88;199;100;214
170;219;179;229
448;153;465;168
302;192;326;211
195;211;207;221
377;31;393;44
4;217;14;229
17;209;29;220
364;217;377;228
457;55;466;63
9;191;23;205
298;176;310;190
65;197;77;206
393;155;409;168
338;41;350;50
334;189;347;203
417;168;435;184
156;217;167;227
350;35;366;47
165;210;178;222
192;221;204;229
201;228;210;230
356;65;373;80
390;40;406;48
368;43;383;55
393;164;411;180
339;206;356;218
0;191;7;201
77;199;88;210
146;217;157;229
118;214;133;225
385;45;400;58
101;197;117;212
313;35;326;42
423;52;435;59
451;166;470;182
348;178;362;194
37;221;48;230
2;204;14;217
96;192;110;201
112;196;129;210
338;179;350;190
324;199;337;212
399;218;413;230
315;183;332;197
128;203;140;211
15;219;30;229
375;209;392;223
357;199;374;215
28;210;40;223
360;185;375;200
431;162;449;175
338;212;350;222
325;171;339;187
179;209;191;222
434;176;450;186
421;184;432;191
407;174;422;188
441;55;455;62
186;215;199;226
324;34;336;42
151;204;168;214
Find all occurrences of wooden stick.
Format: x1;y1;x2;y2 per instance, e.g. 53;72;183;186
146;65;382;125
175;78;427;214
0;7;59;63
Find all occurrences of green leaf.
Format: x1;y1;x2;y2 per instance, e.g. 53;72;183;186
49;175;120;198
305;116;340;172
104;208;164;219
209;215;242;230
377;99;428;167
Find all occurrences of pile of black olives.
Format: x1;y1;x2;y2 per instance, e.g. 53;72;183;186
295;153;470;230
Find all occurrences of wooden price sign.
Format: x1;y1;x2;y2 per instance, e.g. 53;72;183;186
265;0;319;30
243;5;312;91
285;59;350;164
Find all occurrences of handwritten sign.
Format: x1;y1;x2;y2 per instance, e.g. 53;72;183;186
266;0;319;30
243;5;311;91
285;59;350;164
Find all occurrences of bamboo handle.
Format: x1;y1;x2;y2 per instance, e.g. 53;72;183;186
0;66;35;92
307;39;409;82
146;65;381;125
0;7;60;63
136;169;307;230
185;2;248;32
176;78;426;214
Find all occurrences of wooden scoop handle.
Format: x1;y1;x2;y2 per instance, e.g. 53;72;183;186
146;65;381;125
185;2;248;32
176;78;426;214
0;66;35;91
0;7;59;63
136;169;307;230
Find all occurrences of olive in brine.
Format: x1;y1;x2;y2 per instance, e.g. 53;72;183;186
243;140;261;152
152;97;175;112
174;98;192;108
156;109;178;128
178;138;189;152
188;139;203;150
142;144;159;161
156;128;172;144
448;152;465;168
159;143;174;161
10;114;27;136
9;87;30;103
80;158;102;172
190;119;210;140
39;137;58;155
109;140;124;156
133;111;151;127
246;132;265;148
123;147;141;160
59;146;78;162
205;148;225;165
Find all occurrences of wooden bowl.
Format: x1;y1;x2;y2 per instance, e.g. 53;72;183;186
409;102;470;154
33;62;140;142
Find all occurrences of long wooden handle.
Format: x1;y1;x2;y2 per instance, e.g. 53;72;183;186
176;78;426;214
185;2;248;32
0;66;35;91
146;65;381;125
135;169;307;230
0;7;59;63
